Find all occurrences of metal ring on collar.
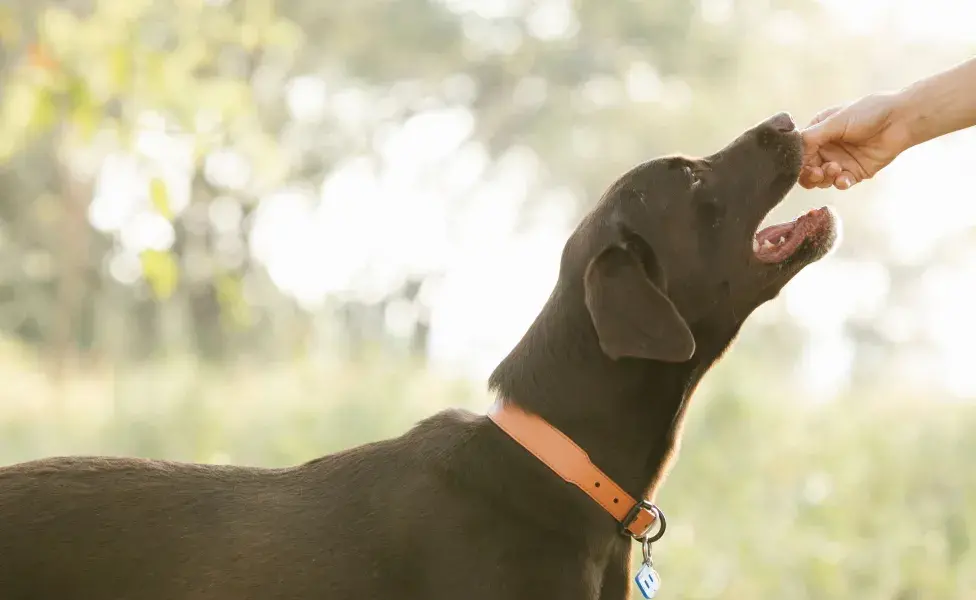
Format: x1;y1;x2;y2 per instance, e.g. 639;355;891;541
619;500;667;543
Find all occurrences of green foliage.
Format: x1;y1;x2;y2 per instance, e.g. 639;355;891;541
214;272;252;329
148;178;172;220
0;0;962;364
139;249;179;299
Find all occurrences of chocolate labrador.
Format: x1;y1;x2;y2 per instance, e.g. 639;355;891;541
0;112;837;600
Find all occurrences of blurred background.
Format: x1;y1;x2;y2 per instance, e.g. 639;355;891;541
0;0;974;597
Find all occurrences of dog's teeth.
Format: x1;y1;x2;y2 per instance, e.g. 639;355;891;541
762;240;775;250
752;238;759;252
778;236;786;245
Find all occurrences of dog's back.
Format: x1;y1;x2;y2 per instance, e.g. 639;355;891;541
0;439;411;598
2;457;262;597
0;408;524;600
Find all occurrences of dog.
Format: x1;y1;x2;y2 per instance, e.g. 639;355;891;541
0;111;837;600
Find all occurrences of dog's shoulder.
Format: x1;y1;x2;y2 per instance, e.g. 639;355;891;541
399;407;490;462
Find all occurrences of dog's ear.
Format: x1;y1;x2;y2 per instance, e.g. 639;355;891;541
583;237;695;362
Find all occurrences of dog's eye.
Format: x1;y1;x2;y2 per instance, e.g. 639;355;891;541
683;166;702;189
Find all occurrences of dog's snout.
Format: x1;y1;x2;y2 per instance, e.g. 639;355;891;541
768;112;796;133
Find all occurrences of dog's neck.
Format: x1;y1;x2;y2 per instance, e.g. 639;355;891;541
488;284;725;503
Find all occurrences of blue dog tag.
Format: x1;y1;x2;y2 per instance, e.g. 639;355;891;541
634;562;660;599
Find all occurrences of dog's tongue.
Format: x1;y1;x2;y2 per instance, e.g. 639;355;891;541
753;208;830;264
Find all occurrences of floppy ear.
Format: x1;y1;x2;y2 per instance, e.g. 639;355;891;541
583;241;695;362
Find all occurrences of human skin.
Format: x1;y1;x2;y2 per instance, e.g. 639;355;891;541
800;56;976;190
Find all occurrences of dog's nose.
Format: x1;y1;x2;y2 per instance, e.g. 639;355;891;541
768;111;796;133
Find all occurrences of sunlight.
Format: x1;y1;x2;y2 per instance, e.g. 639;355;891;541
818;0;976;42
85;0;976;392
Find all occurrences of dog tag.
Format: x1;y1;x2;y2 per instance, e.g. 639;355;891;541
634;562;661;599
634;536;660;599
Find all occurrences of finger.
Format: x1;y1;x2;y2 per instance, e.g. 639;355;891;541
801;150;824;169
816;162;843;190
815;167;838;189
801;108;848;149
805;166;824;182
799;166;824;189
835;172;857;190
805;105;841;128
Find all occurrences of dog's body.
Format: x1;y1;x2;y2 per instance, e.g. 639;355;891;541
1;415;594;599
0;112;837;599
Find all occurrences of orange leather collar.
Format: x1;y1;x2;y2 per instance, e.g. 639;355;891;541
487;398;664;540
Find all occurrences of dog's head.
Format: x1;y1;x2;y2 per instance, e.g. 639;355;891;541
565;112;839;364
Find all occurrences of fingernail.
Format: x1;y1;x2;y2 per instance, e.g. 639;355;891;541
837;176;852;189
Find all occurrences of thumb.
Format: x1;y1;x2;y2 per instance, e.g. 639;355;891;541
801;106;846;148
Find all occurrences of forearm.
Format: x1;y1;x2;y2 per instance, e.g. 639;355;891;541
895;57;976;148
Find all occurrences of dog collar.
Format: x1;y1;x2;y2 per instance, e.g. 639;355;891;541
487;398;665;541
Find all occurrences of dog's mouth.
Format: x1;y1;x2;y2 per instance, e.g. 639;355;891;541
752;206;838;264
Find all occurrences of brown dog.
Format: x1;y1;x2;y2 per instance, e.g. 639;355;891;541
0;112;837;600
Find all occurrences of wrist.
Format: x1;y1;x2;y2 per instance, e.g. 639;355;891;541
890;85;931;150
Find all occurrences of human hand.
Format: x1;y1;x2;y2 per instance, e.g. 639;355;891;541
799;92;913;190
